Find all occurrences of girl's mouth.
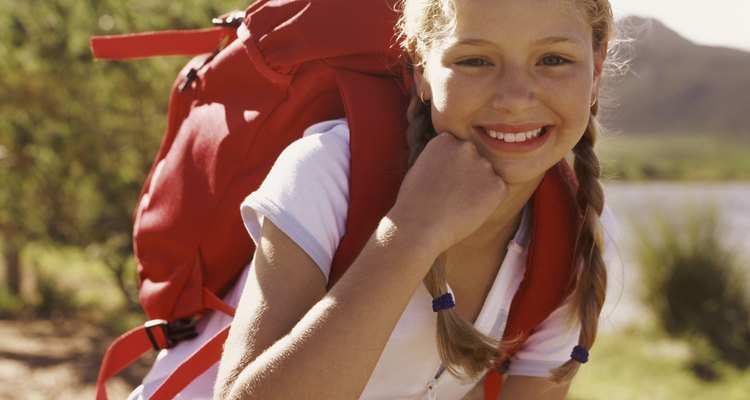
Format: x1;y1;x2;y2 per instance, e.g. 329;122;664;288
482;126;549;143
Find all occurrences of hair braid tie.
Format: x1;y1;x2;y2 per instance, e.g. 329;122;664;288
432;293;456;312
570;345;590;364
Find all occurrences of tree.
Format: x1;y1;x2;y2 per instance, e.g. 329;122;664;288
0;0;246;305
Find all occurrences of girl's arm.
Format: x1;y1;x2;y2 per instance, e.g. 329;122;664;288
215;214;437;399
215;133;507;399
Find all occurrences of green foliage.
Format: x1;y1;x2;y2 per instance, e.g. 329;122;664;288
569;325;750;400
0;289;24;317
0;0;247;307
13;242;146;331
35;273;82;319
598;134;750;181
636;206;750;373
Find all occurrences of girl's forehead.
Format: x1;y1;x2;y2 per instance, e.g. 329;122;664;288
443;0;592;45
451;0;589;26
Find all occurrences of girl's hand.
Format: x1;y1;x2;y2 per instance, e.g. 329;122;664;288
389;132;508;255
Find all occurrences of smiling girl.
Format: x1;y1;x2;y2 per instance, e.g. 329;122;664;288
211;0;620;399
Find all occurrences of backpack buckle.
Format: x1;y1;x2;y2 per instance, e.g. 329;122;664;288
212;11;245;28
144;318;199;351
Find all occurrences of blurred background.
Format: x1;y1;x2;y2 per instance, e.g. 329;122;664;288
1;0;748;399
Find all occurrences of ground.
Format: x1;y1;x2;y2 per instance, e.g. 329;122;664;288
0;317;486;400
0;318;149;400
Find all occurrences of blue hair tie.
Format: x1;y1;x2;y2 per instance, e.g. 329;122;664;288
432;293;455;312
571;345;589;363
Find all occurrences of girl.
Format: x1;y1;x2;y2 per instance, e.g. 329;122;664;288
212;0;619;399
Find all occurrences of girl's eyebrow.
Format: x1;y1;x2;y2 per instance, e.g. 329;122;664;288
534;36;581;46
452;36;582;48
452;38;495;47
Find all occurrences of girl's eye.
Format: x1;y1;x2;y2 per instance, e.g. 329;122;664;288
539;55;570;66
457;58;490;67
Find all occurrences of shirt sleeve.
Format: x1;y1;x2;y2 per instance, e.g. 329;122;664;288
240;119;350;283
507;204;619;377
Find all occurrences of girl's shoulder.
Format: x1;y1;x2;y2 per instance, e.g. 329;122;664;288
294;118;350;157
241;118;352;281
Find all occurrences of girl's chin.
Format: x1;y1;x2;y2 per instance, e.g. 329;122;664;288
490;162;551;188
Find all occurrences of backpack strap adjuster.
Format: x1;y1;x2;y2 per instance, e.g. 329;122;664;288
212;11;245;28
144;319;175;351
143;318;199;351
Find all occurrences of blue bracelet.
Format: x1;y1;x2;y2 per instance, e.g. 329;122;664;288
432;293;456;312
570;345;589;363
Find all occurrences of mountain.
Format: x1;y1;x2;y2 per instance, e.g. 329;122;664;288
600;17;750;136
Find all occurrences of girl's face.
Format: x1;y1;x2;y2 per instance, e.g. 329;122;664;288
415;0;605;186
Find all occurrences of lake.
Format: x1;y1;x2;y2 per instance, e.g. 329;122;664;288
599;181;750;331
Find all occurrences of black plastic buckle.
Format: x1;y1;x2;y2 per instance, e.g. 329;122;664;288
144;319;174;351
144;318;199;351
178;11;244;93
178;50;219;93
212;10;245;28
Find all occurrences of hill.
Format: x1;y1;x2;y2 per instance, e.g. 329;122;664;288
600;17;750;136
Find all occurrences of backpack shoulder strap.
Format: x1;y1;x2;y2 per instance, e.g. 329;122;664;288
328;69;409;286
90;27;234;60
484;162;580;399
96;289;234;400
148;324;232;400
90;10;246;60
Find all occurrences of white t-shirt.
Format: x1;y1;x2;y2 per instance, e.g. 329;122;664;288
130;119;617;400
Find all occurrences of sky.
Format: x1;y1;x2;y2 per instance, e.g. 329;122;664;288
610;0;750;52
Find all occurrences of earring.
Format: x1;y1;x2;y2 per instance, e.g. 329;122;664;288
590;97;597;108
419;90;429;104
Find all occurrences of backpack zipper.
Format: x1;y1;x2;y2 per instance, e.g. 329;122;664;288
426;364;446;400
426;378;437;400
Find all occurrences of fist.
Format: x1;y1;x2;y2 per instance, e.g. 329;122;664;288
390;133;508;254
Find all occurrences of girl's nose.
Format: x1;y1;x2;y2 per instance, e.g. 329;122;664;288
491;65;537;114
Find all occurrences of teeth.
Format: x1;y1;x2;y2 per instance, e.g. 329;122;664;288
486;128;543;143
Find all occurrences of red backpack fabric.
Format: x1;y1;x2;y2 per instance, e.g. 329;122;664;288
90;1;581;399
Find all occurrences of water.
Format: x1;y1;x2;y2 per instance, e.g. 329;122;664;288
598;182;750;331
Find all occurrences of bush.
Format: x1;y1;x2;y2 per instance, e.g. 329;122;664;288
0;289;24;317
637;206;750;373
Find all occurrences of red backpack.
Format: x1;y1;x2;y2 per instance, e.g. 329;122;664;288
91;1;581;399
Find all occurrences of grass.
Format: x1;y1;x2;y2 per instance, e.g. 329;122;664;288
597;133;750;181
569;323;750;400
569;204;750;399
5;242;145;332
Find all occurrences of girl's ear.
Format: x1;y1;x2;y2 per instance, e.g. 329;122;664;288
591;43;607;100
413;64;432;103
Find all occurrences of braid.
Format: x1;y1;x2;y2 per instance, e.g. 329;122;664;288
552;105;608;382
406;95;508;378
405;92;436;164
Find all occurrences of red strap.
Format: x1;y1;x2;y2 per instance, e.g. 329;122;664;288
91;27;232;60
150;325;231;400
95;326;159;400
147;290;235;399
483;369;504;400
95;289;235;400
203;287;236;317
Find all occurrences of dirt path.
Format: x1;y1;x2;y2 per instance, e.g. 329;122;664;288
0;318;150;400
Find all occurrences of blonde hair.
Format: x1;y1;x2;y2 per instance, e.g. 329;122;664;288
397;0;618;381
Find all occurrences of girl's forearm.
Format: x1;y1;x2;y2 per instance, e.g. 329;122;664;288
226;216;438;400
